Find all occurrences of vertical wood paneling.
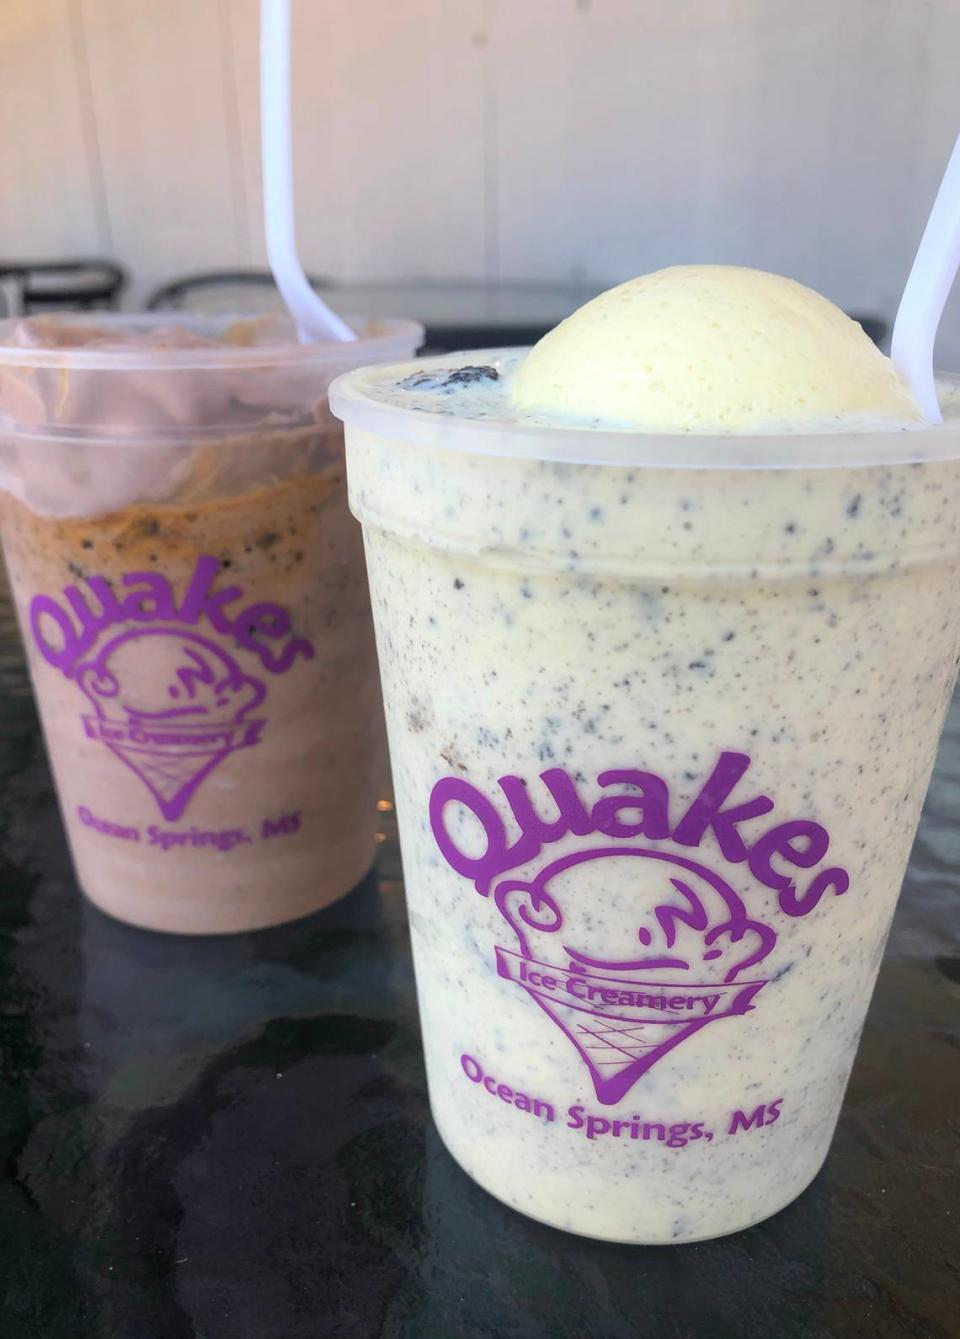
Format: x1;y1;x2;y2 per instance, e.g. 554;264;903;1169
0;0;959;362
489;0;731;283
78;0;248;305
0;0;104;258
489;0;960;360
228;0;488;283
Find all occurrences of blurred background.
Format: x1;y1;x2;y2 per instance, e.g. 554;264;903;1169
1;0;959;357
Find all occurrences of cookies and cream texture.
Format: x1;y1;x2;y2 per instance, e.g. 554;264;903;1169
333;266;960;1242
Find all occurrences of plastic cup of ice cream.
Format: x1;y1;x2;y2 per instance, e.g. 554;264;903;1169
0;312;421;934
330;268;960;1243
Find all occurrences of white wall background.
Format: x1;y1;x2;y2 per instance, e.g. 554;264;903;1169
2;0;960;359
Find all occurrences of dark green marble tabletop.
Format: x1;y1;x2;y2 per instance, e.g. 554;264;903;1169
0;587;957;1339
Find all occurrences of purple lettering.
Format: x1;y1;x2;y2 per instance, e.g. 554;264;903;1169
666;1123;691;1148
592;769;670;838
499;768;592;849
29;553;311;685
429;776;538;896
728;1105;767;1134
64;578;123;654
177;554;243;634
237;601;291;644
460;1054;482;1082
256;633;314;674
672;752;775;862
233;602;314;672
748;819;830;906
781;865;850;916
432;756;853;920
29;594;84;674
120;571;177;621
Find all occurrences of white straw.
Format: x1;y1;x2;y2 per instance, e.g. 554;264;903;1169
891;130;960;424
260;0;355;343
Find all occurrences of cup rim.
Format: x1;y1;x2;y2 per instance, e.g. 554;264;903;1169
0;313;425;372
330;349;960;471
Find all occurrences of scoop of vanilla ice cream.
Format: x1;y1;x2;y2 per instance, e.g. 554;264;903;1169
510;266;924;432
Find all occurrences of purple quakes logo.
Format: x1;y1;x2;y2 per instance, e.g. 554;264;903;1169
430;757;849;1104
77;628;265;821
28;554;314;820
493;847;774;1104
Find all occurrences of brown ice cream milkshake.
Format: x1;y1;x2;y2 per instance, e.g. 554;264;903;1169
0;314;421;932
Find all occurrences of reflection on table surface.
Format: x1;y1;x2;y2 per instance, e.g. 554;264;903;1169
0;571;954;1339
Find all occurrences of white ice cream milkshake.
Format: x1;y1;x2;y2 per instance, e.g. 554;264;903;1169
332;267;960;1242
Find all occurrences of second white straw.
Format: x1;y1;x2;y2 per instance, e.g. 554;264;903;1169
260;0;355;343
891;130;960;424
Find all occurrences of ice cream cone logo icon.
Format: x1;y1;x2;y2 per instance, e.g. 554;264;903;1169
492;848;777;1104
76;627;267;821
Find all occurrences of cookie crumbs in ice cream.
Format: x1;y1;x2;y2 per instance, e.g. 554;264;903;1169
330;266;960;1242
378;268;945;436
399;365;500;392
